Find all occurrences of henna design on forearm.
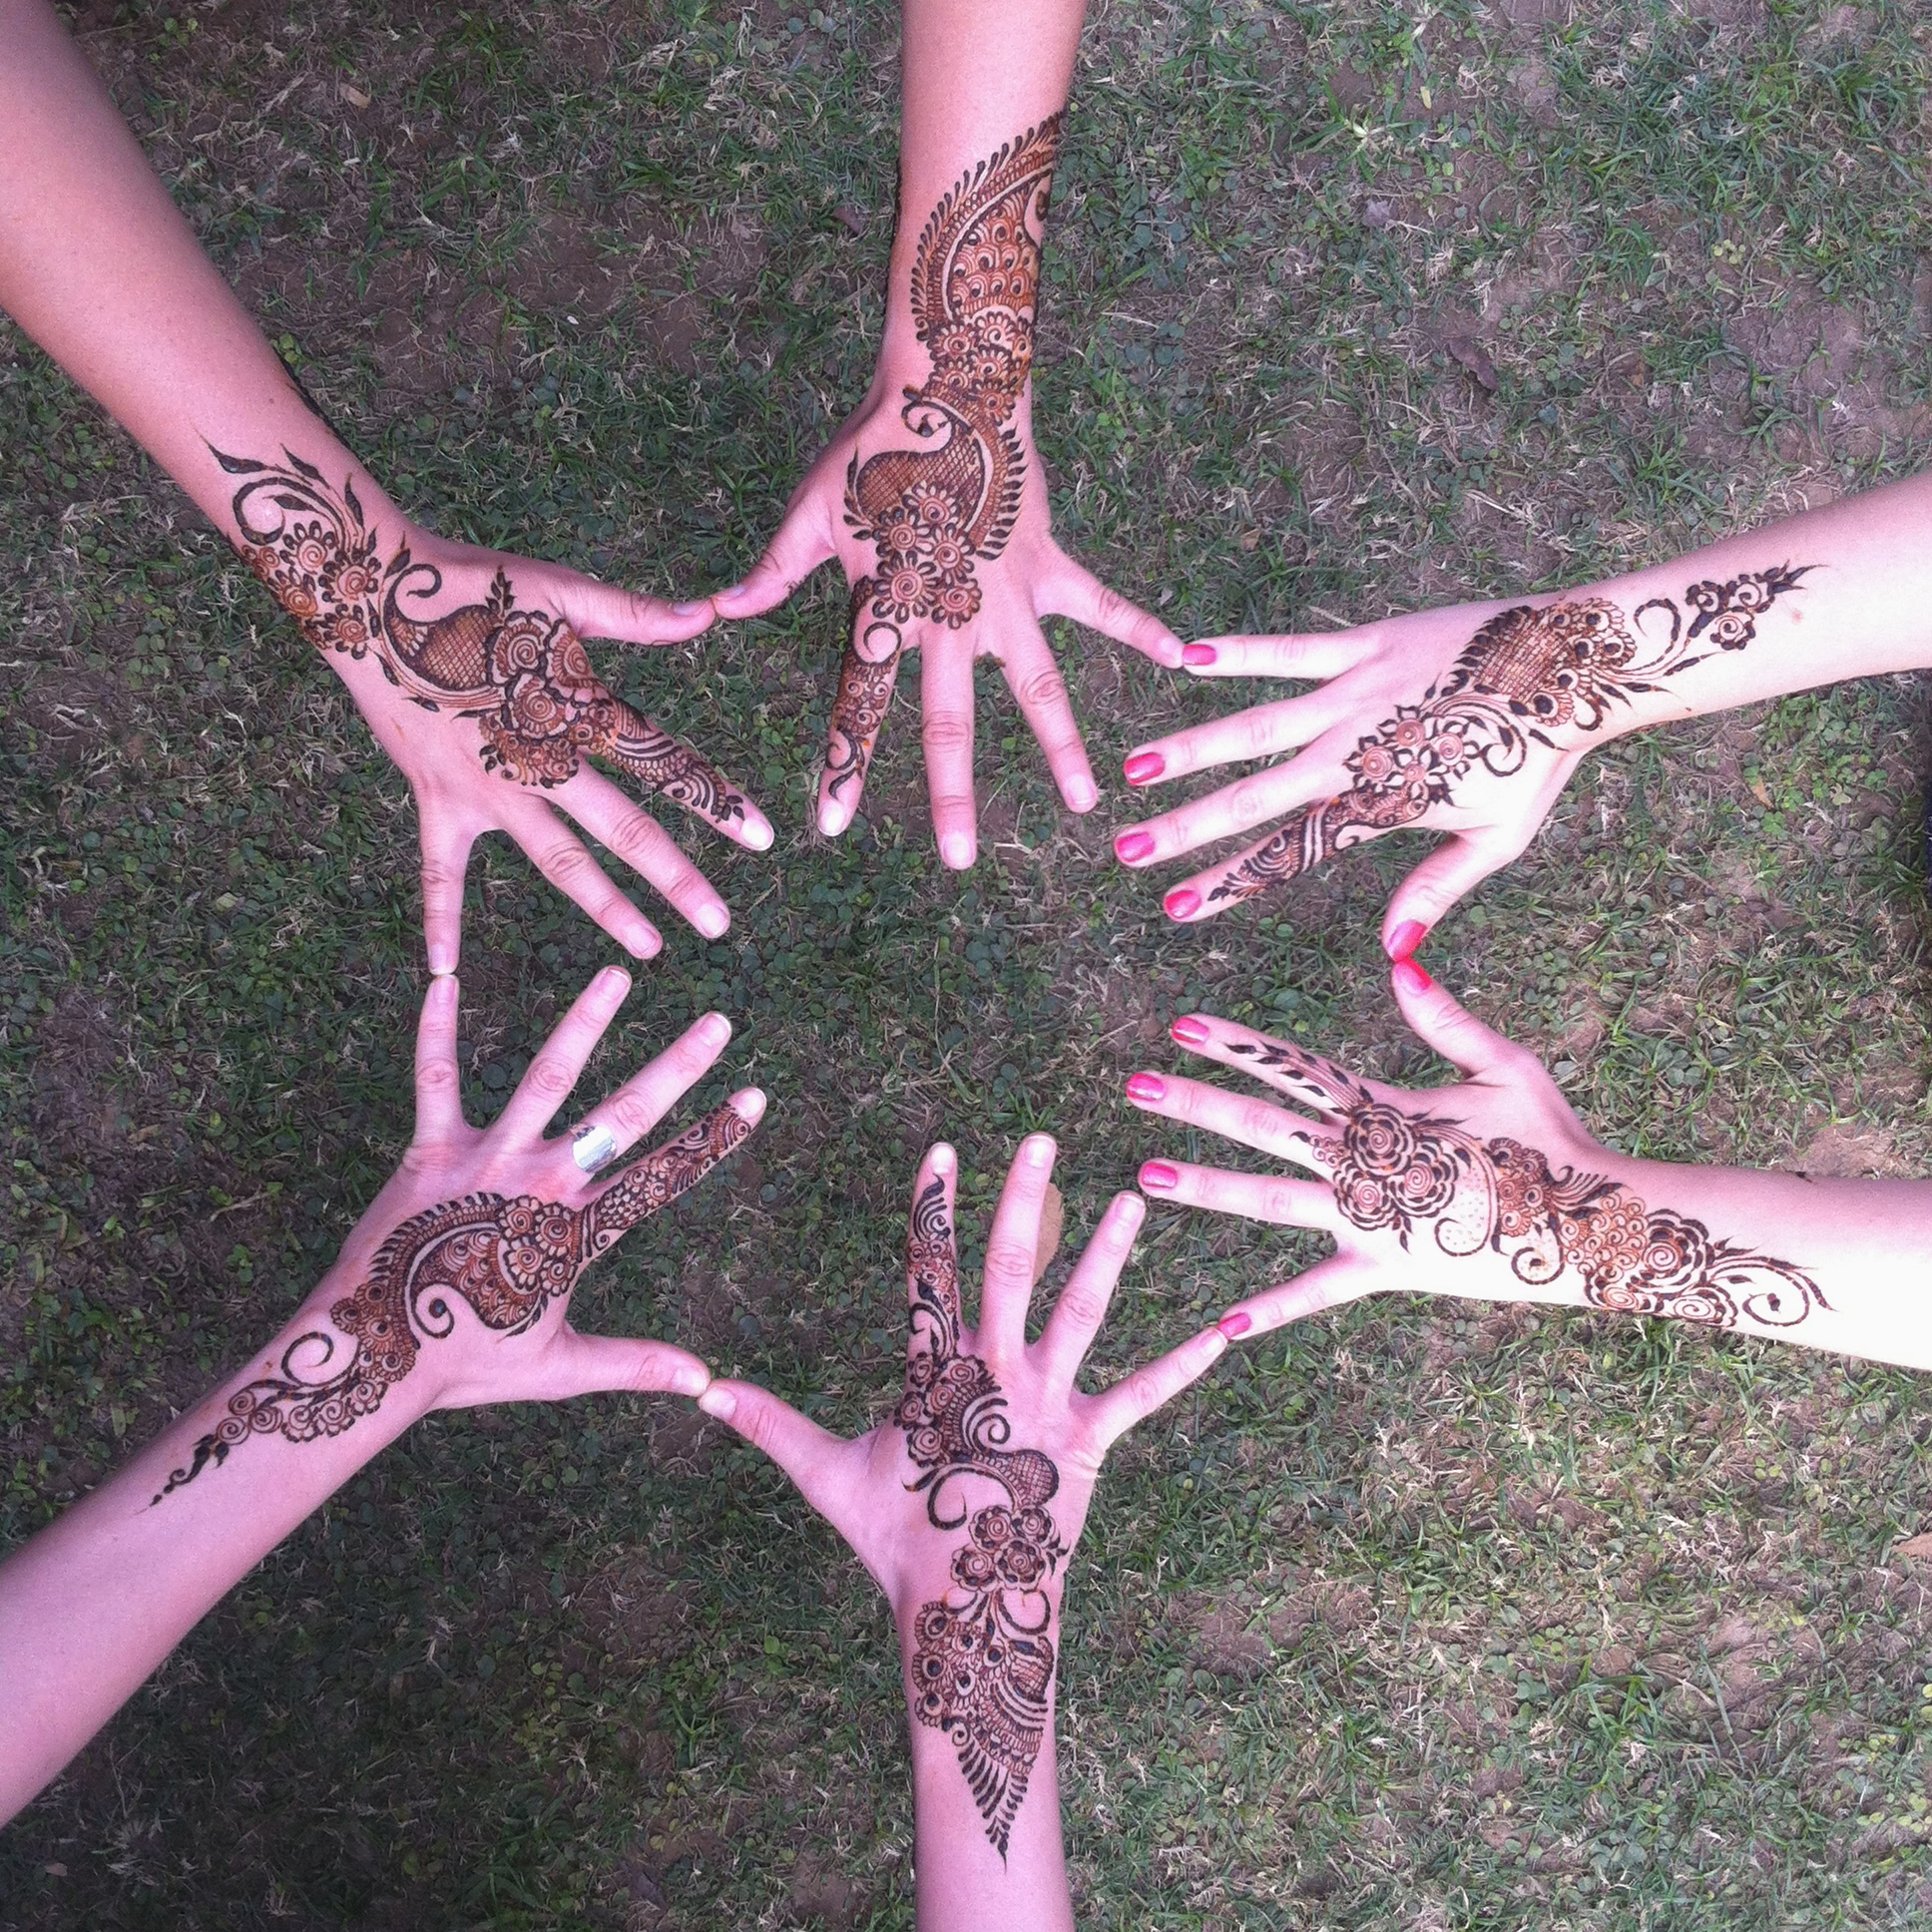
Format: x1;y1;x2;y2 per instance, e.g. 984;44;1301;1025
825;117;1061;799
1226;1039;1824;1329
898;1177;1065;1859
153;1107;750;1502
214;447;744;822
1209;565;1813;906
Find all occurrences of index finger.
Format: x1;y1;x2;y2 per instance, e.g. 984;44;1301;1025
494;965;634;1146
1168;1013;1382;1119
412;972;466;1141
818;584;906;838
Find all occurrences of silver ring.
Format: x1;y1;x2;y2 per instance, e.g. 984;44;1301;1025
571;1124;617;1174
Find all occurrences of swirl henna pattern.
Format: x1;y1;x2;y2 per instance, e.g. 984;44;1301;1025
898;1178;1067;1859
153;1108;751;1503
1225;1041;1825;1330
825;117;1062;799
214;445;744;819
1208;564;1813;906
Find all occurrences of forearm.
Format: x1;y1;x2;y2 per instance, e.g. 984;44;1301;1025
0;1287;426;1821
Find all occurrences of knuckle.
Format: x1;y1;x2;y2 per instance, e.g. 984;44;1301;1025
1015;664;1071;714
608;1089;656;1137
1055;1283;1107;1331
602;809;666;866
1240;1098;1284;1144
1261;1181;1301;1221
524;1053;574;1098
420;855;465;893
982;1238;1033;1287
416;1059;459;1094
921;713;975;756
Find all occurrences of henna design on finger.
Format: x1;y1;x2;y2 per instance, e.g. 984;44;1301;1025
153;1106;750;1502
899;1177;1066;1859
216;447;745;824
827;118;1062;800
1207;566;1813;906
1228;1041;1822;1329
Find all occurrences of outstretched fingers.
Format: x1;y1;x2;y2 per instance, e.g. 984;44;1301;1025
418;801;478;976
536;1333;715;1402
501;791;664;961
412;971;468;1143
817;591;905;837
977;1134;1057;1363
605;699;775;854
1378;831;1518;962
1178;630;1378;681
496;965;634;1146
1167;1012;1375;1121
1125;1068;1334;1169
1138;1157;1339;1229
698;1379;865;1535
1112;758;1348;883
1086;1325;1229;1453
1211;1254;1376;1341
1035;1191;1143;1392
586;1089;764;1238
1388;958;1530;1081
1041;557;1184;670
1123;691;1349;791
563;1010;734;1176
557;768;731;943
922;632;977;868
999;620;1097;814
904;1143;964;1358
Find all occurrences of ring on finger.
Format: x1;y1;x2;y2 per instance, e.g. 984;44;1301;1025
571;1123;618;1174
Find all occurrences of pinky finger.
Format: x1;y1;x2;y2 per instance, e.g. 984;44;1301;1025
1211;1254;1376;1340
1088;1325;1228;1451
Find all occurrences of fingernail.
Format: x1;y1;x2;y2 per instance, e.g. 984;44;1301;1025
631;925;663;959
1065;774;1098;812
720;583;747;601
1115;829;1156;864
743;817;775;852
730;1087;767;1126
1171;1015;1210;1047
1124;751;1165;786
696;1011;731;1047
930;1143;956;1176
429;972;459;1004
696;903;729;939
1393;957;1435;996
1183;642;1218;668
1025;1134;1055;1168
598;964;633;997
427;945;458;976
1217;1310;1252;1339
941;832;975;869
572;1124;618;1174
1125;1073;1167;1104
1140;1162;1180;1192
672;601;706;618
698;1385;737;1420
1385;919;1427;962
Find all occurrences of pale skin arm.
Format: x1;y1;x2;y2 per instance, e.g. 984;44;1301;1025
0;0;771;965
1128;962;1932;1370
0;969;763;1823
714;0;1183;867
1119;470;1932;953
698;1138;1227;1930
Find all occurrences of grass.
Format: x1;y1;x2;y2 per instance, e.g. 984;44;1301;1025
2;0;1930;1925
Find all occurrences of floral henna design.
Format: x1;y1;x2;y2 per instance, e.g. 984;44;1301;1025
153;1108;751;1503
826;117;1062;799
1208;565;1813;906
215;446;744;821
898;1177;1066;1859
1225;1040;1824;1330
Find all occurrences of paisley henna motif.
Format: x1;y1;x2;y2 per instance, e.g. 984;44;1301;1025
898;1176;1066;1859
1225;1039;1823;1330
1208;565;1813;906
827;118;1062;800
153;1107;751;1502
216;446;744;822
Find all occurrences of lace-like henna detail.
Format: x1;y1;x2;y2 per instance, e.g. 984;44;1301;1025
153;1107;750;1503
898;1177;1066;1859
826;117;1062;800
215;446;744;822
1225;1040;1824;1330
1208;564;1813;906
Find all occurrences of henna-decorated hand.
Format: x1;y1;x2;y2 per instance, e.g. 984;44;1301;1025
696;1137;1225;1859
155;967;762;1499
1126;963;1824;1342
712;119;1184;868
1116;566;1810;951
223;449;774;967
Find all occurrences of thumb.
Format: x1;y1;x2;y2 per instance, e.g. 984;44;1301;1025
1389;956;1523;1081
1380;834;1511;962
713;501;839;620
547;568;718;648
698;1379;851;1518
508;1332;715;1402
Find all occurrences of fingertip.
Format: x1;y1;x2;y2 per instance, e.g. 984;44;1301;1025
729;1087;767;1127
940;831;976;870
694;901;730;940
1216;1308;1253;1339
596;963;634;1002
428;971;460;1008
1384;919;1428;963
628;920;664;960
1164;887;1203;921
694;1010;731;1049
742;814;775;853
817;798;851;838
698;1382;737;1420
1110;1190;1146;1229
1064;772;1099;813
1023;1133;1055;1171
669;1358;714;1398
1391;957;1435;998
929;1143;956;1177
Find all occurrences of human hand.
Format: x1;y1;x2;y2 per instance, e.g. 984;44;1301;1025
1127;963;1826;1342
220;447;774;968
712;117;1183;868
696;1136;1225;1855
153;966;762;1500
1115;562;1811;952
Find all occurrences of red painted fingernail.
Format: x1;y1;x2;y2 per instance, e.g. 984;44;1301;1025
1165;887;1202;920
1126;1072;1167;1104
1385;919;1427;962
1183;642;1218;667
1124;751;1165;786
1217;1310;1252;1339
1171;1016;1210;1047
1140;1162;1180;1192
1115;829;1156;864
1392;957;1434;996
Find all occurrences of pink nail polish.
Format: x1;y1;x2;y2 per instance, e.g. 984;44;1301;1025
1141;1162;1180;1192
1165;887;1202;920
1171;1015;1210;1047
1183;642;1218;668
1123;751;1165;786
1125;1072;1166;1104
1385;919;1427;962
1115;830;1156;864
1217;1310;1252;1339
1392;957;1435;996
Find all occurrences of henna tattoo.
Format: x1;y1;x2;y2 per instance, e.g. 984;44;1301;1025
153;1108;750;1502
216;446;744;821
898;1177;1065;1858
1226;1039;1824;1330
1208;564;1813;906
825;118;1062;799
